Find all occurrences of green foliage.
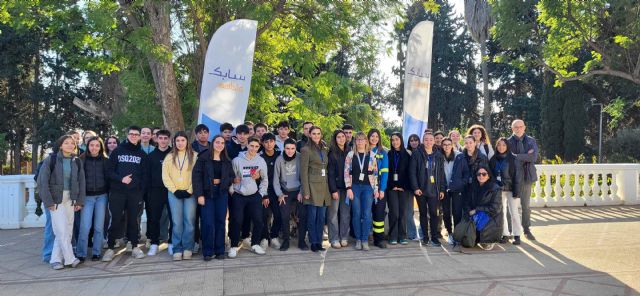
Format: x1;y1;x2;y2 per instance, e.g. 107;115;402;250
605;128;640;163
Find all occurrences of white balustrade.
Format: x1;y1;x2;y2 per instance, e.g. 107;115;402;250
0;175;43;229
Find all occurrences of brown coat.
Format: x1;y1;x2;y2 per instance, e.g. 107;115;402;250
300;145;331;206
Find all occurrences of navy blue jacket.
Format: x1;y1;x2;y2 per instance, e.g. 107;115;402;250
448;153;470;193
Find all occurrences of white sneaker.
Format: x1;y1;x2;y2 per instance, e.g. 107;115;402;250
193;242;200;254
241;238;251;250
228;247;238;258
173;253;183;261
251;244;266;255
102;249;115;262
447;235;455;245
132;247;145;259
103;241;109;249
260;239;268;251
147;244;158;256
270;238;281;249
167;244;174;255
114;239;122;248
183;250;193;260
126;241;133;252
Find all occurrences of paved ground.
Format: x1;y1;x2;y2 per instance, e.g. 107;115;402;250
1;206;639;296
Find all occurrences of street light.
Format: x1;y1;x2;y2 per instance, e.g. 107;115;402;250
591;98;603;163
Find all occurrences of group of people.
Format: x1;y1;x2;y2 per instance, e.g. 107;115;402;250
36;118;538;270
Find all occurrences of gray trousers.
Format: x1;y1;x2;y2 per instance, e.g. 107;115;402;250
518;182;533;232
327;190;350;243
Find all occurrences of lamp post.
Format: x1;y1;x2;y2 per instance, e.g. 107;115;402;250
591;99;603;163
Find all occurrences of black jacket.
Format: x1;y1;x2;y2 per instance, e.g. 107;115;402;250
328;146;349;193
107;141;149;192
489;152;518;195
147;147;172;189
506;134;539;183
261;150;281;192
464;149;489;177
409;146;446;197
192;140;210;154
192;152;235;199
82;155;109;196
464;181;503;243
387;148;411;190
448;153;470;193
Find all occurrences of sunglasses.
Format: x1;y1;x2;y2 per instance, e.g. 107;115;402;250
476;172;489;177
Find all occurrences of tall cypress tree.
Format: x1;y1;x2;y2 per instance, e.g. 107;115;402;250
540;72;564;159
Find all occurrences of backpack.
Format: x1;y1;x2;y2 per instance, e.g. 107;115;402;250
453;216;477;248
33;152;57;181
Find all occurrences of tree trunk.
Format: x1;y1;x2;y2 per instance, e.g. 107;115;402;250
12;131;22;174
480;40;491;134
143;0;184;132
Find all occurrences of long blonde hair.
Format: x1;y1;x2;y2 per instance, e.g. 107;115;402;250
171;131;195;170
353;132;370;153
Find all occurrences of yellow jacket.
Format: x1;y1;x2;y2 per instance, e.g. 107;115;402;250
162;150;198;194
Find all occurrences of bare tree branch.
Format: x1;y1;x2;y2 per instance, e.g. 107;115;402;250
539;58;640;85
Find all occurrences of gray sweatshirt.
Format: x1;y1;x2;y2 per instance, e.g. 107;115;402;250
232;152;268;197
273;153;301;197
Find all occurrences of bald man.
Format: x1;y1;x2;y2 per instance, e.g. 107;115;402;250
506;119;538;241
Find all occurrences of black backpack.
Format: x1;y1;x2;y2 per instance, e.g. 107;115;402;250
34;152;57;181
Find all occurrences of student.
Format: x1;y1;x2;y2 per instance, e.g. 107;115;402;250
463;135;489;178
228;138;269;258
433;131;445;148
37;135;85;269
448;130;463;152
76;137;109;262
220;122;234;142
275;121;290;152
80;130;98;154
507;119;538;241
102;126;148;262
193;135;235;260
342;124;354;148
405;134;423;241
386;132;411;245
327;130;350;249
192;124;211;154
106;136;120;156
152;127;161;145
490;137;521;245
345;132;379;251
441;137;466;245
465;165;503;250
140;127;156;155
245;121;255;137
162;131;198;261
409;133;446;247
227;124;251;159
296;121;314;152
368;129;389;248
300;126;331;252
273;138;305;251
254;123;269;140
146;130;172;256
467;124;494;159
259;132;282;250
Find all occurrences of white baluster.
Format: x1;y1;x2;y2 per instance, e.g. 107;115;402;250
573;171;583;206
543;170;552;207
601;172;611;204
583;173;593;206
592;173;602;206
562;172;571;205
533;172;542;207
21;179;42;227
609;170;620;202
553;171;563;206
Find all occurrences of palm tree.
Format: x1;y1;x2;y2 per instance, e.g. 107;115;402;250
464;0;495;134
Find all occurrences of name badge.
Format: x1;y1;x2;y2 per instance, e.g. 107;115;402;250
393;174;399;181
496;176;502;182
177;177;184;182
359;173;365;181
430;175;435;183
321;169;326;177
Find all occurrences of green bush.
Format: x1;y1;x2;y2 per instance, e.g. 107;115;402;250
605;128;640;163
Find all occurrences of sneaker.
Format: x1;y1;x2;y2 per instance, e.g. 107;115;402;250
114;239;122;248
524;231;536;241
412;237;422;241
70;258;81;268
228;247;238;258
126;241;132;252
193;242;200;254
203;256;213;261
354;240;362;250
270;238;281;249
183;250;192;260
478;243;496;251
147;244;159;256
513;236;521;245
317;243;326;251
389;240;398;245
374;241;387;249
242;238;252;250
102;249;115;262
77;257;85;263
340;240;348;247
331;242;342;249
260;239;269;251
132;247;145;259
103;241;109;249
447;235;455;245
298;243;309;251
251;244;266;255
215;254;225;260
167;244;174;255
500;236;510;244
362;242;370;251
173;253;183;261
51;262;64;270
310;243;318;252
279;239;290;251
91;255;101;261
430;239;441;247
399;239;409;245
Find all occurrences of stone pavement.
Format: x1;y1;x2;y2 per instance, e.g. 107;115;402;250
1;206;639;296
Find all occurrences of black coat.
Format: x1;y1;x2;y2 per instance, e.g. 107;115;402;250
387;148;411;190
489;153;518;195
448;153;470;193
192;153;235;199
327;147;348;193
465;181;503;243
464;149;489;176
507;134;539;183
82;155;109;196
409;146;446;197
147;147;172;189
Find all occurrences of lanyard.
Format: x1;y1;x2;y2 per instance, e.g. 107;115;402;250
427;153;433;171
356;152;366;171
318;149;324;164
393;151;400;171
495;158;506;174
177;153;187;176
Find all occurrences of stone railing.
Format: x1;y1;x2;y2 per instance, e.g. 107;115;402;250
1;164;638;228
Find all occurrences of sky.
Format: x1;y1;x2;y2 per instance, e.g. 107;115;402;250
379;0;466;124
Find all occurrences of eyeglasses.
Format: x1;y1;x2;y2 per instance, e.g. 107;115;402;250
476;172;489;177
442;143;452;146
128;133;140;136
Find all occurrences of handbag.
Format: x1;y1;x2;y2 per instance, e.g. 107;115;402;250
453;215;477;248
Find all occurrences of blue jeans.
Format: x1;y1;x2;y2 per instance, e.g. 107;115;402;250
201;186;228;257
350;184;374;242
76;194;107;258
306;205;326;245
406;195;423;240
168;191;197;253
42;207;54;263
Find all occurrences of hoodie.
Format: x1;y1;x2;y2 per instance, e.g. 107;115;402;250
232;152;268;197
107;140;149;192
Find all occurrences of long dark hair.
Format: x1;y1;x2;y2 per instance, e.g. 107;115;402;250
329;129;348;159
406;134;420;151
80;136;107;159
494;137;510;156
367;128;383;151
54;135;77;156
442;137;456;162
389;132;406;153
467;124;491;145
210;134;230;161
106;135;120;154
170;131;195;170
305;126;327;151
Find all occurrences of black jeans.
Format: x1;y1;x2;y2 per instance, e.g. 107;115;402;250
415;195;440;241
108;189;143;248
442;191;463;235
262;189;282;240
229;192;263;247
146;187;168;245
387;189;411;241
279;190;307;243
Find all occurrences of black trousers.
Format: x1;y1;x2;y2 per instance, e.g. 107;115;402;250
386;189;410;241
415;195;440;241
372;197;387;243
279;190;307;242
261;189;282;240
146;187;169;245
442;191;463;235
229;193;263;247
108;189;143;248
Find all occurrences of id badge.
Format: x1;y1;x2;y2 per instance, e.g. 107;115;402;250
393;174;399;181
177;177;184;182
359;173;365;181
321;169;326;177
496;176;502;182
430;175;435;183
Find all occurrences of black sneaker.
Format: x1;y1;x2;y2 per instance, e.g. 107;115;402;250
374;241;387;249
317;244;326;251
430;239;441;247
524;231;536;241
215;255;225;260
310;244;318;252
77;257;86;263
299;243;309;251
279;239;289;251
203;256;213;261
513;236;521;245
500;236;509;244
91;255;100;261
